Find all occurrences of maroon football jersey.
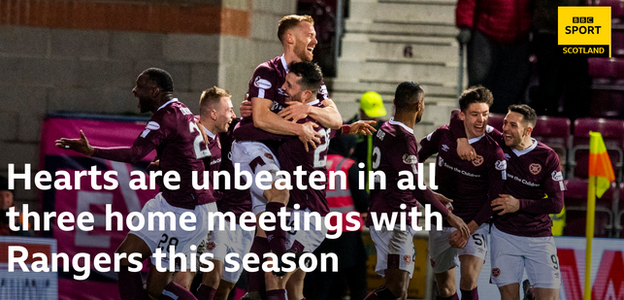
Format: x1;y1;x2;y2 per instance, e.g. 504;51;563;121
365;119;449;227
233;55;329;143
215;118;253;220
448;113;565;237
419;125;506;227
277;101;336;216
92;99;212;209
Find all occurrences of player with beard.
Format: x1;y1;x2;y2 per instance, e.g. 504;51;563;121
452;104;564;300
364;82;470;300
418;86;506;300
232;14;344;300
56;68;214;300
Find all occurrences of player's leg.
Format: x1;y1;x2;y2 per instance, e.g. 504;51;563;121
523;236;560;300
116;233;152;300
285;269;306;300
434;270;458;299
173;271;196;290
532;288;559;300
490;225;525;300
428;226;459;299
214;280;236;300
197;260;223;300
457;224;489;300
212;224;254;300
498;283;521;300
458;255;483;299
146;267;199;300
364;226;416;300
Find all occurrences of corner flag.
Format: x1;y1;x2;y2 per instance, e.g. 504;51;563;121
584;131;616;300
588;131;615;198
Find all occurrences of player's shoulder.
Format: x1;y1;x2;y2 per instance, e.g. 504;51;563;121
253;56;282;75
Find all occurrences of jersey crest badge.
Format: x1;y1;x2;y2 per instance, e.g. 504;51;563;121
472;155;484;167
529;163;542;175
492;268;501;278
403;255;412;265
254;76;272;89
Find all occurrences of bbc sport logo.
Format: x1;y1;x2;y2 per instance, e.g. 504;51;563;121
558;7;611;57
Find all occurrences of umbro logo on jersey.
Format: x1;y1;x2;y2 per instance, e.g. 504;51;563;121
441;144;449;152
504;153;511;160
529;163;542;175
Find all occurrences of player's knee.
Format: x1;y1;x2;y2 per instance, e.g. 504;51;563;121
460;276;479;290
437;285;456;297
386;281;407;299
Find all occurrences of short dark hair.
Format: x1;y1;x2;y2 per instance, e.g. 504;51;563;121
200;86;231;115
508;104;537;128
277;15;315;43
394;81;424;111
288;61;323;92
142;68;174;93
459;86;493;112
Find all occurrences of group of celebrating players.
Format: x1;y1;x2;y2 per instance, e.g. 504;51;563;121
54;13;565;300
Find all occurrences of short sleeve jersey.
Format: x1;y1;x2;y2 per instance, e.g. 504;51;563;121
365;119;449;227
139;100;212;209
233;55;329;143
418;125;506;226
277;100;336;216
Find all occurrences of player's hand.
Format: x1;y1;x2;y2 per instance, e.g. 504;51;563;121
445;211;469;238
147;160;160;172
348;120;377;135
297;122;322;152
240;95;252;118
457;138;477;161
55;130;95;156
492;194;520;215
278;101;311;123
449;230;468;249
434;192;454;211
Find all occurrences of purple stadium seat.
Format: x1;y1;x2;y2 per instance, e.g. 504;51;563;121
614;29;624;57
533;115;571;175
593;0;624;21
487;113;505;133
589;89;624;118
618;182;624;238
589;58;616;85
563;179;615;237
570;118;624;180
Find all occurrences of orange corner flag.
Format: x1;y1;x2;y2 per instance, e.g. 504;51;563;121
589;131;616;198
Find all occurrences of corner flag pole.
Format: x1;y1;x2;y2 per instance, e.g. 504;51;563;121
585;131;616;300
584;175;596;300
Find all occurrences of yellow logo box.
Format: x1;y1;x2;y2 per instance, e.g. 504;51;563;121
558;6;611;57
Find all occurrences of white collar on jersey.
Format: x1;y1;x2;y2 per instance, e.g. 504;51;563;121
200;124;216;139
468;134;485;145
512;138;538;157
307;99;320;106
388;117;414;135
281;54;289;73
157;98;179;111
